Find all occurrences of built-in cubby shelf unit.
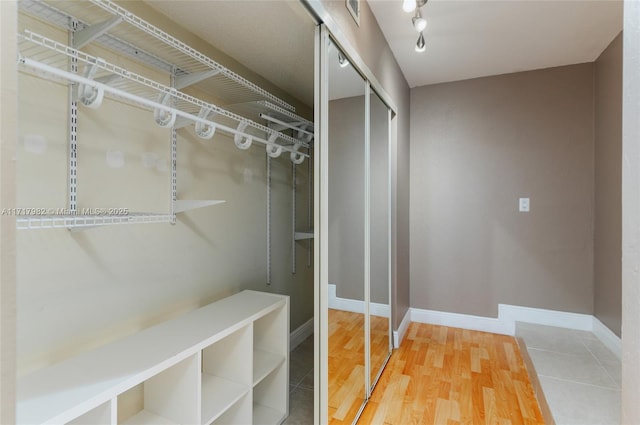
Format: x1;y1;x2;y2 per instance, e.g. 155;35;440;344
16;0;314;230
16;290;289;425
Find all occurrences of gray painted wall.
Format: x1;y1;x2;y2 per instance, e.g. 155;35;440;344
328;93;390;306
328;95;365;302
410;64;595;317
594;33;623;337
370;90;391;306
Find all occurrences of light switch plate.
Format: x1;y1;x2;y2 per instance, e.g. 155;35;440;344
519;198;530;212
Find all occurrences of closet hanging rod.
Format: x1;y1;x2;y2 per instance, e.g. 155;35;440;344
19;56;309;160
18;30;311;151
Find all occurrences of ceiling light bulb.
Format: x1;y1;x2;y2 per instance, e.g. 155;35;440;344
415;32;426;52
403;0;417;13
338;53;349;68
412;9;427;32
414;17;427;32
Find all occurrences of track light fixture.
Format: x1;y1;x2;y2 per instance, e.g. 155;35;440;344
405;0;428;52
402;0;417;13
412;8;427;32
337;52;349;68
415;32;426;52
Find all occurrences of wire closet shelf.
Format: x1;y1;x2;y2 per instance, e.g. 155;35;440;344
16;0;314;230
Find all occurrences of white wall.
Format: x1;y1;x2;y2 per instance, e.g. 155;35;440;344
622;0;640;422
0;1;17;422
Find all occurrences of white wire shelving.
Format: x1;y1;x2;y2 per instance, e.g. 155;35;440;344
14;200;227;230
16;213;174;230
16;0;314;231
19;0;296;112
18;31;311;157
227;101;314;145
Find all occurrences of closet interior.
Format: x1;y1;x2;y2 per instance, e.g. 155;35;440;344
15;1;314;424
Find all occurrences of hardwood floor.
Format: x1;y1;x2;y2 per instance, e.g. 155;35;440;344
329;309;366;425
359;322;546;425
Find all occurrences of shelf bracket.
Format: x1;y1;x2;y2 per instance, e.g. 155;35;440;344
265;132;282;158
290;143;305;165
154;92;177;128
173;200;225;213
234;121;252;150
195;106;216;139
77;60;104;109
174;69;221;89
73;16;123;49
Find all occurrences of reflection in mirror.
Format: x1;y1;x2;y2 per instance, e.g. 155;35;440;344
327;38;367;424
369;88;391;390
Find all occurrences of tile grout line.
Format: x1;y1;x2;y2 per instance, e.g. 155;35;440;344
537;373;622;391
577;336;621;389
518;324;621;425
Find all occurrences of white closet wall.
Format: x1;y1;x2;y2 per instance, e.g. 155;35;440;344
16;2;313;376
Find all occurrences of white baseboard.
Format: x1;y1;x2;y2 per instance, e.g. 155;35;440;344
407;304;621;360
328;283;390;318
393;308;411;348
499;304;593;333
290;318;314;351
410;307;510;335
592;317;622;360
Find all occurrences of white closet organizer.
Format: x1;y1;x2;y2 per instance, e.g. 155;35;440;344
17;290;290;425
16;0;314;230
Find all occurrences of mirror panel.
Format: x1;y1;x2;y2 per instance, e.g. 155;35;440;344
368;87;391;390
327;38;367;424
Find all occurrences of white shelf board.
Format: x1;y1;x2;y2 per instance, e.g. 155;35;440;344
253;350;285;387
201;374;250;425
294;231;314;241
174;200;225;214
121;410;177;425
253;403;285;425
15;213;173;230
16;291;287;425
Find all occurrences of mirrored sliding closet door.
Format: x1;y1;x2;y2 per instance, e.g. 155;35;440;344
320;29;393;425
326;37;367;424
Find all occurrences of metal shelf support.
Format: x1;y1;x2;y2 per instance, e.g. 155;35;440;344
73;16;122;49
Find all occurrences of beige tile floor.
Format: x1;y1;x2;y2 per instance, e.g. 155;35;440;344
284;335;314;425
516;322;621;425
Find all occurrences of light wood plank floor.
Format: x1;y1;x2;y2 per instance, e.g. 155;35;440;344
359;322;545;425
329;309;366;424
329;309;392;424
